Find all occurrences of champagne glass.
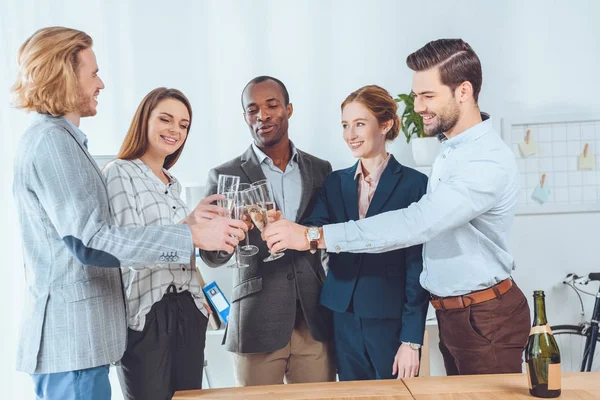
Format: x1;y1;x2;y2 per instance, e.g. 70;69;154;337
251;179;268;187
244;183;285;262
236;183;259;257
252;180;278;221
217;174;239;217
228;194;250;268
217;174;247;267
217;174;240;196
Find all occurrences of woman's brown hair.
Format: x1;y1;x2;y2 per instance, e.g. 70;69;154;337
117;88;192;170
341;85;400;141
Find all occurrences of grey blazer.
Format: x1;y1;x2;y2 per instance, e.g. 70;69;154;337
201;145;333;354
13;114;193;374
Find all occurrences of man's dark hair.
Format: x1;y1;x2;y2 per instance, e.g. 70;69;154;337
241;75;290;108
406;39;482;102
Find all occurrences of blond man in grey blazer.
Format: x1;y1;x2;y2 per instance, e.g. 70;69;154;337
11;27;247;400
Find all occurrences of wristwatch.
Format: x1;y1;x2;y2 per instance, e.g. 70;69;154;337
402;342;421;350
306;227;320;254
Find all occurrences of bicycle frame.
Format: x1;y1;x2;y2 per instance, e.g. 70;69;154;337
581;289;600;372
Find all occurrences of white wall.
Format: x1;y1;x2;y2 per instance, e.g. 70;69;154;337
1;0;599;397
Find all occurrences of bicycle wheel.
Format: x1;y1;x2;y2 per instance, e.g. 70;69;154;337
551;324;600;372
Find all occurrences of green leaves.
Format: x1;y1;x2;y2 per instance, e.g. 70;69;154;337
395;93;424;143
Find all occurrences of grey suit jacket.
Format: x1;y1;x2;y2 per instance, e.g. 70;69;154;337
13;114;193;374
201;145;333;354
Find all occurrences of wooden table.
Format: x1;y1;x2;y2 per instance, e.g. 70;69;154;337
174;379;414;399
403;372;599;399
173;372;600;399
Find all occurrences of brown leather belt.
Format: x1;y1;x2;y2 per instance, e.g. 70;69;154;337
430;278;513;311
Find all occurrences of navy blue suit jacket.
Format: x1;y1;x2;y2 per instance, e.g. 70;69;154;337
302;155;429;344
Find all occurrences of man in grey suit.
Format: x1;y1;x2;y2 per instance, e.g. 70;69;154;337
11;27;247;400
201;76;335;386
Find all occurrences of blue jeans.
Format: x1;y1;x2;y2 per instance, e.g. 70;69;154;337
31;365;111;400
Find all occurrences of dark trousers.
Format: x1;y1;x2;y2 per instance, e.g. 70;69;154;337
437;282;531;375
117;286;208;400
333;311;403;380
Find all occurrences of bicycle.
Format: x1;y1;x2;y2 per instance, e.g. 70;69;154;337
550;273;600;372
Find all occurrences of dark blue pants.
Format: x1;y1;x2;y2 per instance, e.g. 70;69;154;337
333;311;403;381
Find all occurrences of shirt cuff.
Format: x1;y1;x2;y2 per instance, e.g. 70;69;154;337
323;222;347;254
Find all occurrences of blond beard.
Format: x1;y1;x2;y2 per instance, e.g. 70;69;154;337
75;86;96;117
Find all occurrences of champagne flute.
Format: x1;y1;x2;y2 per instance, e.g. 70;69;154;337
251;180;278;223
237;183;259;257
217;174;240;217
251;179;268;187
245;183;285;262
229;194;250;268
218;174;240;196
217;174;246;267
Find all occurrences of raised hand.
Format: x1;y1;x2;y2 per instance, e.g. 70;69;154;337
189;216;247;253
263;219;309;253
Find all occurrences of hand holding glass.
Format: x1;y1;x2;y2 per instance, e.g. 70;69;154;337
244;182;285;262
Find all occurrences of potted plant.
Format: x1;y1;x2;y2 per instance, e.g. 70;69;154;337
395;93;439;166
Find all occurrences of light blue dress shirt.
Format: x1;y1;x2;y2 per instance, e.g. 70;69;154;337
323;115;520;297
252;141;303;221
62;117;88;148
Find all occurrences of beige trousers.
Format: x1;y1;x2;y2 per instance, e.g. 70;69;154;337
232;308;335;386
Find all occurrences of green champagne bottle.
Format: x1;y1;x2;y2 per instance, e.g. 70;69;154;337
525;290;561;398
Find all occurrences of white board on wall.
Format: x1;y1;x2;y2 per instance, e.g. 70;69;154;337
501;114;600;215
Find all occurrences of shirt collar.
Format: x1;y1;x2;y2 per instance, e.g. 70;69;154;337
62;117;89;148
130;158;177;186
442;112;492;149
252;141;299;165
354;153;391;181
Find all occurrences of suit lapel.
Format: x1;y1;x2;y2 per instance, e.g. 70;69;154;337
342;162;360;221
365;155;403;218
55;118;106;186
240;146;267;184
240;146;287;210
295;151;313;222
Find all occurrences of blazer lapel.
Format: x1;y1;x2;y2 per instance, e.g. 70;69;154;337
240;146;267;184
55;118;106;186
365;155;403;218
342;162;360;221
295;151;313;222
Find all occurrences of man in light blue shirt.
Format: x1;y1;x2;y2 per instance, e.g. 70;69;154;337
251;141;302;221
264;39;531;376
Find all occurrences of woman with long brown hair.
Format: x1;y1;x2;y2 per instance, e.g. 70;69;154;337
103;88;208;399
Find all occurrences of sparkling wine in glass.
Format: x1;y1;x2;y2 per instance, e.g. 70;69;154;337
245;183;284;262
236;184;259;257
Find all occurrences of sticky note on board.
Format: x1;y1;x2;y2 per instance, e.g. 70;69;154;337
531;174;550;204
519;129;538;157
578;143;595;170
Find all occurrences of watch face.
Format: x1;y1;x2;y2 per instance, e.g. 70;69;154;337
307;228;319;240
